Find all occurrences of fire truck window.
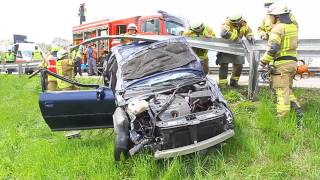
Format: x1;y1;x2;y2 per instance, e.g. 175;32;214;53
116;25;127;35
73;33;82;40
84;32;91;40
142;19;160;34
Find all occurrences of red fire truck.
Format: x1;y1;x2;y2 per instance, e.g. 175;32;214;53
72;11;186;51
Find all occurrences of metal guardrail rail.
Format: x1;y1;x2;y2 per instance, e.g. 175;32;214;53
1;36;320;99
0;61;41;74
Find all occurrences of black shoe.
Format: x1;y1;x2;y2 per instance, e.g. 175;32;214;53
230;80;239;87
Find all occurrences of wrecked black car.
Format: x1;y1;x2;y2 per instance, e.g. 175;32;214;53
37;37;234;161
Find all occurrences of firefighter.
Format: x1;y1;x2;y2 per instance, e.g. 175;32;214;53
183;22;215;74
259;3;302;121
4;49;15;63
32;46;44;61
39;46;60;91
78;3;86;25
258;0;298;40
56;49;78;90
121;23;138;44
72;46;83;76
217;13;254;87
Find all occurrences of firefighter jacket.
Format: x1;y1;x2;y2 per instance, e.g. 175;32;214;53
258;13;298;40
261;21;298;66
221;19;253;42
183;26;215;60
56;57;74;89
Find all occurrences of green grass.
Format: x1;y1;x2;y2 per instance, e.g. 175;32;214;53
0;75;319;179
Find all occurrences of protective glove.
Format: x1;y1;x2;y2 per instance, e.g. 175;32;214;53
258;60;267;71
221;29;231;39
259;32;268;40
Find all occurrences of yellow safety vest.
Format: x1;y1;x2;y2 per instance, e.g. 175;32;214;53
5;53;15;62
262;22;298;66
33;50;42;61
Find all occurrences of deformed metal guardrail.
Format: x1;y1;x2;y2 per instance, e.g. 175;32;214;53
1;35;320;99
185;37;320;100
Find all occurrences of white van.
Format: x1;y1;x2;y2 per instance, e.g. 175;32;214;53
13;43;43;63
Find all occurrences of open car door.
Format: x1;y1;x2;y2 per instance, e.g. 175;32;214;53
31;69;116;131
39;88;116;131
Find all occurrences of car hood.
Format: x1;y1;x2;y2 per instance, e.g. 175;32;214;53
111;37;204;91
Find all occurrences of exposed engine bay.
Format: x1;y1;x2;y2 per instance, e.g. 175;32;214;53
120;80;232;156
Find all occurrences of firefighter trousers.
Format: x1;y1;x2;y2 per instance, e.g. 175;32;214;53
271;61;300;117
218;63;243;87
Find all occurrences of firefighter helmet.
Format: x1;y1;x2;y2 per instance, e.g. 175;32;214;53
128;23;137;30
229;13;243;24
57;49;68;60
190;22;204;33
267;2;290;15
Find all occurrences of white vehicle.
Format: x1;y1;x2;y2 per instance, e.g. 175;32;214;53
12;43;44;63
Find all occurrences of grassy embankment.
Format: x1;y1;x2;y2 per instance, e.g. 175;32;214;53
0;75;319;179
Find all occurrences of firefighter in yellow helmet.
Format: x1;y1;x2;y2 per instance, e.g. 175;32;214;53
258;0;298;40
39;46;60;91
217;13;253;87
259;2;302;122
56;49;78;90
121;23;138;44
183;22;216;74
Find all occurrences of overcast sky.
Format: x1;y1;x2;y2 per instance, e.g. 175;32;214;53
0;0;319;43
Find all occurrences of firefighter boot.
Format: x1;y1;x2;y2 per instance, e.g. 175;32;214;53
230;64;243;87
291;101;304;129
219;63;228;88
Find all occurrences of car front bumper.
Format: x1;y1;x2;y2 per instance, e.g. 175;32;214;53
154;129;235;159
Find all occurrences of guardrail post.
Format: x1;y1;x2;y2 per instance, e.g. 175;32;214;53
251;51;260;100
18;64;23;76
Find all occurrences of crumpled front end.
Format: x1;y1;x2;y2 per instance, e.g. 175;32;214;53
122;79;234;158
